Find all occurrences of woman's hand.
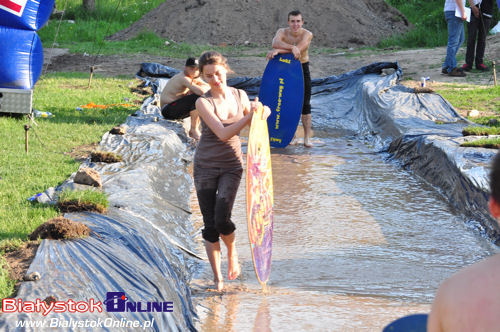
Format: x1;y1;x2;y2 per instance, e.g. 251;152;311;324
262;105;271;120
250;97;271;120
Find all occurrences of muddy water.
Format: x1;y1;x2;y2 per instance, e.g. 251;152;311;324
189;132;497;331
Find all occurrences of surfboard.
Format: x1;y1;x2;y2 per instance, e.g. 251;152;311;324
246;103;274;285
258;53;304;148
382;314;428;332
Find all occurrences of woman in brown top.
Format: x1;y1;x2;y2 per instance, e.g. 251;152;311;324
194;51;270;291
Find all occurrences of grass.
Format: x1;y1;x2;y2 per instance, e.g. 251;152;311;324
380;0;449;48
39;0;263;57
381;0;499;49
462;126;500;136
0;257;16;299
39;0;497;59
0;72;136;241
0;73;137;297
434;84;500;115
431;83;500;147
461;137;500;148
58;188;108;206
58;188;109;213
91;151;123;163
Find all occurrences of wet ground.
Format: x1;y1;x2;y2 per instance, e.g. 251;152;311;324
189;131;498;331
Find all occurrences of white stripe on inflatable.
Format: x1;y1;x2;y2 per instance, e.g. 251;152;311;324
0;0;28;17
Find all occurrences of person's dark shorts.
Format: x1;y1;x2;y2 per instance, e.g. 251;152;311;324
302;62;312;115
193;165;243;243
161;94;199;120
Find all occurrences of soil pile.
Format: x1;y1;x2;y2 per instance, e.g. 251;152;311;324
29;216;91;240
108;0;410;48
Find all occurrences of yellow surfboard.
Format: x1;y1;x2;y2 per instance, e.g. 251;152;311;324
246;104;274;285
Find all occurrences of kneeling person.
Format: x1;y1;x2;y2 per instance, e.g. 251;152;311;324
160;57;210;139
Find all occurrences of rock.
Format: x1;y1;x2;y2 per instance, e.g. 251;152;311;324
43;296;57;306
35;192;52;204
23;272;41;281
74;167;102;188
57;181;97;193
488;118;499;126
467;109;480;118
110;126;126;135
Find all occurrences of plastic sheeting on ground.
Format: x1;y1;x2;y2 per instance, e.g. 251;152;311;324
3;60;498;331
310;63;499;243
0;101;200;331
139;60;500;243
313;64;499;243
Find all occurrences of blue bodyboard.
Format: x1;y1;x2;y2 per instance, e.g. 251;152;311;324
383;314;428;332
258;53;304;148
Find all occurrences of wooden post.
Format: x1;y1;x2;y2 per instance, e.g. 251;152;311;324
24;124;30;154
493;61;497;87
88;66;94;89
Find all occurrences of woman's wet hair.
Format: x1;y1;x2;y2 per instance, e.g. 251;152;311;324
490;152;500;202
198;51;233;74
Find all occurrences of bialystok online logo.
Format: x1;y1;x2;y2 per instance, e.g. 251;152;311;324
2;292;174;315
104;292;173;313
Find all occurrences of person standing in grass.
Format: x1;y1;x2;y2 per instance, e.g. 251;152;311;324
193;51;270;291
442;0;474;77
428;152;500;331
461;0;496;72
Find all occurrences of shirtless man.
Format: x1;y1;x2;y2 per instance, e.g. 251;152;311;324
266;10;314;147
160;57;210;139
427;152;500;331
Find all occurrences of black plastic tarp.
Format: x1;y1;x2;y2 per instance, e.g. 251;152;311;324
0;105;200;331
2;59;498;331
139;60;499;242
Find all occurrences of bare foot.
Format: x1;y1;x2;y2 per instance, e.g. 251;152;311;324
304;137;313;148
215;279;224;291
228;254;241;280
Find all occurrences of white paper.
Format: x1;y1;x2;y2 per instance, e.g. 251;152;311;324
455;7;471;22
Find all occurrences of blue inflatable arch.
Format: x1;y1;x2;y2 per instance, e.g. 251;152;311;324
0;0;55;89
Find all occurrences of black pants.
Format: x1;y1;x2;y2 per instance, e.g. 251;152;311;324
302;62;312;115
194;165;243;243
161;94;199;120
465;13;491;66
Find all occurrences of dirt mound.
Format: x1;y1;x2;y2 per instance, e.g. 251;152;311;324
29;216;91;240
90;151;123;163
108;0;410;48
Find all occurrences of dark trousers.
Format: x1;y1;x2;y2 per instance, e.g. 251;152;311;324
302;62;312;115
161;94;199;120
465;13;491;66
194;165;243;243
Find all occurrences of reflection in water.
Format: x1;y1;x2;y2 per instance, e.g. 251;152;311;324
253;298;271;332
200;293;239;332
190;135;497;331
